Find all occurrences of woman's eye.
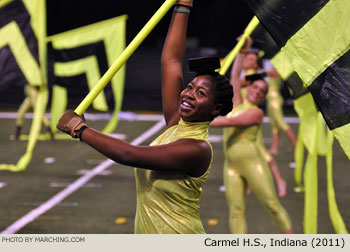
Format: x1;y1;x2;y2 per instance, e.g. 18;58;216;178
198;88;208;97
186;84;193;90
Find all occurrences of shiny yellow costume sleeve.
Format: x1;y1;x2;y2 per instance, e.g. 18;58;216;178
134;119;212;234
266;77;290;133
223;102;292;233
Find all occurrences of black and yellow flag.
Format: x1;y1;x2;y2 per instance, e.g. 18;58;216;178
47;15;127;134
244;1;349;234
0;0;42;89
244;0;350;160
0;0;48;172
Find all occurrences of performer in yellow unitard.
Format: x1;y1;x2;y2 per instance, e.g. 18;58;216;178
239;49;286;197
57;0;234;233
211;38;293;234
15;85;54;141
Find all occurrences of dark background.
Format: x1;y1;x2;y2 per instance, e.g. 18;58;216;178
45;0;257;111
46;0;254;49
1;0;260;111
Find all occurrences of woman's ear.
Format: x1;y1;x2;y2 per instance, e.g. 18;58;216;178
212;104;223;118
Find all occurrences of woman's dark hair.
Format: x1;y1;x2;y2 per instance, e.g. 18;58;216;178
206;73;233;116
188;57;233;117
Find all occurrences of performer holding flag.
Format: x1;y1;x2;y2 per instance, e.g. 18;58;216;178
211;37;293;234
57;0;233;234
238;47;289;197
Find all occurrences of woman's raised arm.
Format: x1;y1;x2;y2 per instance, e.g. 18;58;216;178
230;36;253;107
161;1;192;127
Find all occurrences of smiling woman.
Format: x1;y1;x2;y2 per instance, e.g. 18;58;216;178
56;0;233;234
210;37;293;234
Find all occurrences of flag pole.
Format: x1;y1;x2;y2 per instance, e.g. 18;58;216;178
219;16;259;75
74;0;177;115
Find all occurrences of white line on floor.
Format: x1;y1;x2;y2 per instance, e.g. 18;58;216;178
76;168;113;176
50;182;102;188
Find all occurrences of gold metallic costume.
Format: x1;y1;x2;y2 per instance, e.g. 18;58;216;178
134;119;212;234
257;129;272;162
266;77;290;133
223;101;292;233
241;84;272;163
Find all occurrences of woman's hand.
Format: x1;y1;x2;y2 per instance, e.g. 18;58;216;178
238;35;253;53
56;110;87;138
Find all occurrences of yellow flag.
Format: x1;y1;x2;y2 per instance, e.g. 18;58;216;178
47;15;127;134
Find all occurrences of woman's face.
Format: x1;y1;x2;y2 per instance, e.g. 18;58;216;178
243;53;259;70
246;80;267;105
179;75;220;122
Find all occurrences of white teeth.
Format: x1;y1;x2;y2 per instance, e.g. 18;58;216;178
182;101;192;108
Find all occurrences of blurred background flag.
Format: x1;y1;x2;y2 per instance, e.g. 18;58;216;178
0;0;42;89
243;0;349;234
0;0;48;172
47;15;127;134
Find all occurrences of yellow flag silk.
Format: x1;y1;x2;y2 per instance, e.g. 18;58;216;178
280;0;350;159
0;0;13;7
47;15;127;134
293;93;317;233
293;95;348;233
244;0;350;233
293;129;304;193
50;85;67;134
0;0;47;172
0;87;48;171
0;22;41;85
292;95;317;233
303;134;318;234
332;126;350;160
282;1;350;87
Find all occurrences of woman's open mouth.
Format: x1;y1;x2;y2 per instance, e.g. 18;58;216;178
181;100;194;110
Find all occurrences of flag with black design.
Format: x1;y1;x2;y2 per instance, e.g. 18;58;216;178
244;0;350;159
47;15;127;133
244;0;350;235
0;0;48;172
0;0;43;90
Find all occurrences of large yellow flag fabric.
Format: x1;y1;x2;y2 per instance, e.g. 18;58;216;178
47;15;127;134
244;0;349;234
0;0;47;172
273;50;348;234
244;0;350;160
0;0;42;88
